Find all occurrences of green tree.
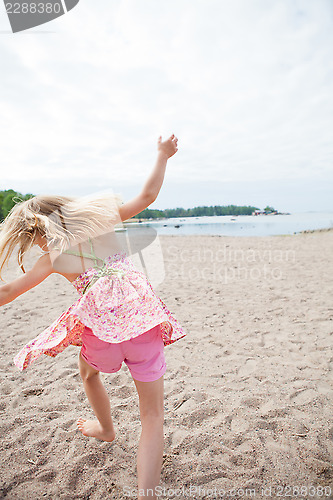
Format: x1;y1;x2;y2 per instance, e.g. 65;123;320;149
2;190;18;219
127;204;262;220
0;189;35;221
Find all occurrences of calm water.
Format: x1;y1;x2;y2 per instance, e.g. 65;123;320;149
124;212;333;237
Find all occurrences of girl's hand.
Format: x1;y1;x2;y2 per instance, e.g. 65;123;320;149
157;134;178;159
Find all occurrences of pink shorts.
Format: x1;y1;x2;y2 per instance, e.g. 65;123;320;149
80;324;166;382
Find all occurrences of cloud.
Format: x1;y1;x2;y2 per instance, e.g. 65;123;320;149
0;0;332;211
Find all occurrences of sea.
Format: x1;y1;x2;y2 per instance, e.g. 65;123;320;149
123;212;333;237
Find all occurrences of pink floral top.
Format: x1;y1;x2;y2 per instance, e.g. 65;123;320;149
14;251;186;371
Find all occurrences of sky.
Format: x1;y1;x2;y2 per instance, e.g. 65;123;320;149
0;0;332;213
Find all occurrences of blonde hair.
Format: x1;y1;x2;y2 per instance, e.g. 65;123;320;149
0;193;123;280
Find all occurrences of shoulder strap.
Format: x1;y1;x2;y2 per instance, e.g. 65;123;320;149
61;238;105;270
78;243;85;273
88;238;104;268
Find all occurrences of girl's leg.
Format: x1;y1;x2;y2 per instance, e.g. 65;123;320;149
77;352;115;442
133;376;164;500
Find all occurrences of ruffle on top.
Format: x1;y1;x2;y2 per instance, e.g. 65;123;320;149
14;251;186;371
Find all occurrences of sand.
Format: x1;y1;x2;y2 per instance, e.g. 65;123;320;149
0;230;332;499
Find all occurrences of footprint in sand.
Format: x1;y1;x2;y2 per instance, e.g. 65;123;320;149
1;384;14;396
230;416;250;433
255;419;278;431
37;470;57;483
44;411;62;420
316;381;333;396
183;404;218;425
289;388;317;405
237;358;257;377
22;387;44;397
241;396;262;409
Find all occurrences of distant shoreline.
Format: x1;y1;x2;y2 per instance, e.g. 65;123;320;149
153;226;333;237
121;212;333;237
299;226;333;234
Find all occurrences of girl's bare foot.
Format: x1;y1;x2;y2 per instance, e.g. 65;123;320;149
77;417;116;442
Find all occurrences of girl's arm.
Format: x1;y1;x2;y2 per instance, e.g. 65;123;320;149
118;134;178;222
0;253;54;306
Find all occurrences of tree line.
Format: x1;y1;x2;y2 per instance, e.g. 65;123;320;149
0;189;34;222
135;204;260;219
0;189;270;222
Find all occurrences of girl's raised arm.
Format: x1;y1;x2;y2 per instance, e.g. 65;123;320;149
0;253;54;306
118;134;178;222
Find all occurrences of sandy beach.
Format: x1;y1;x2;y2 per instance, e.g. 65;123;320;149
0;230;332;499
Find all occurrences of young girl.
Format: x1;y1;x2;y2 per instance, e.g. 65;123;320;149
0;135;186;499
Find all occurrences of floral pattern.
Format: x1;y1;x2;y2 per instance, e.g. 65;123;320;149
14;251;187;371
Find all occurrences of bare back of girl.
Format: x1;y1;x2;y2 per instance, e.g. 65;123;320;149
50;231;125;282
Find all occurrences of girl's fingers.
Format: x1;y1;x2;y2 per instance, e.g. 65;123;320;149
158;134;178;153
160;134;178;143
